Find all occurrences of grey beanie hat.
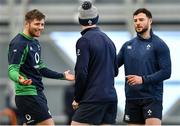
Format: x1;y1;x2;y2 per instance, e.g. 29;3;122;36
78;1;99;26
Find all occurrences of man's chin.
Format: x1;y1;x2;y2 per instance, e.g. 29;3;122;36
136;30;145;35
136;31;141;34
34;34;41;37
136;28;148;34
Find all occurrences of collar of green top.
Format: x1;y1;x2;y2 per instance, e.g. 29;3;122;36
19;32;34;40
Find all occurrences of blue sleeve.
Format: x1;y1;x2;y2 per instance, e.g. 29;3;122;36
39;60;64;79
8;40;28;82
117;43;125;67
74;38;89;102
39;67;64;79
113;44;119;77
8;41;28;65
114;54;119;77
143;41;171;84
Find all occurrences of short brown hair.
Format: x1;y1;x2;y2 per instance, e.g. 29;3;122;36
25;9;45;22
133;8;152;19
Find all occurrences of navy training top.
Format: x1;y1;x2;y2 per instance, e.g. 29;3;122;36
117;31;171;100
74;27;118;103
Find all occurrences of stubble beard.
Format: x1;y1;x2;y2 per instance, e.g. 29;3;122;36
136;26;148;35
28;27;40;38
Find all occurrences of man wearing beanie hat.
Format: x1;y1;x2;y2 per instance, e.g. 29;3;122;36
71;1;118;125
78;0;99;26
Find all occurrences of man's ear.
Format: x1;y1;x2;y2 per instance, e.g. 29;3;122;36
149;18;152;24
24;21;30;27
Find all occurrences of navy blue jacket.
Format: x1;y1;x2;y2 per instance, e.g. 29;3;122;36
74;27;118;103
117;31;171;100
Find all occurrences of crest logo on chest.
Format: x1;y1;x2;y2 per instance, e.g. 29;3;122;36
146;44;151;50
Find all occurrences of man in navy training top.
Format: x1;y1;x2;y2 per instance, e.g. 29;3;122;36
71;1;118;125
8;9;75;125
117;8;171;125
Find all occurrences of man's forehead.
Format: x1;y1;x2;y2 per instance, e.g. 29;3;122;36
133;13;147;19
31;18;45;23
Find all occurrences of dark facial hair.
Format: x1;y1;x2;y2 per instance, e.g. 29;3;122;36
136;26;148;35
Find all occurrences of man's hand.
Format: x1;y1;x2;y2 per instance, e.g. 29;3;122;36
64;70;75;81
126;75;143;85
72;100;79;110
19;75;32;85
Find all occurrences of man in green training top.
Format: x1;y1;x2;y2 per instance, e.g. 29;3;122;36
8;9;75;125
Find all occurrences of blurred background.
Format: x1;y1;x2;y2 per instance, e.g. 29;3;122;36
0;0;180;125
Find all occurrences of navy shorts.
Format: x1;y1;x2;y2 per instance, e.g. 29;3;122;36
123;98;162;124
15;92;52;125
72;102;117;125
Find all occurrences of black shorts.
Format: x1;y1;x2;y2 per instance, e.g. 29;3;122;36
123;98;162;124
15;92;52;125
72;102;117;125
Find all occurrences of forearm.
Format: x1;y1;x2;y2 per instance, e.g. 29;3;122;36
39;67;65;79
8;64;20;83
143;51;171;84
74;73;87;102
143;68;171;84
114;58;119;77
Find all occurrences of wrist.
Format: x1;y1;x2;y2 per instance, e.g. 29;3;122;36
60;73;65;80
